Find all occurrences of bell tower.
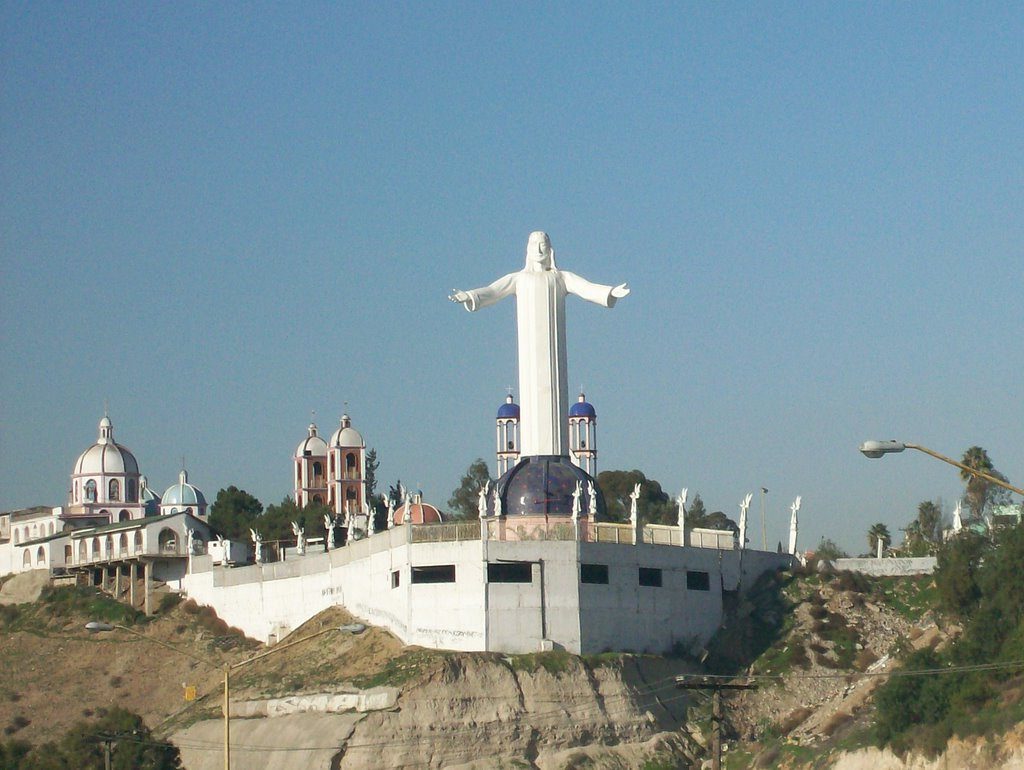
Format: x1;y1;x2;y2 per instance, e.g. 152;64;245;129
568;393;597;476
496;394;520;475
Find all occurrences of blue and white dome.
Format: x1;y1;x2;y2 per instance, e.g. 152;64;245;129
330;414;364;448
73;416;140;476
296;423;329;456
161;469;207;514
497;394;520;419
568;393;596;418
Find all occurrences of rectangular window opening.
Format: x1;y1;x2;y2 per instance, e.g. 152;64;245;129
391;570;400;588
411;564;456;584
686;570;711;591
638;567;663;587
487;562;533;583
580;563;609;585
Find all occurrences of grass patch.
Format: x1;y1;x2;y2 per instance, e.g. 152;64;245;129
350;649;444;690
508;650;575;676
38;585;144;627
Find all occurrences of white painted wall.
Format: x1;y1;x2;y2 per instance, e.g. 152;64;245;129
182;525;793;655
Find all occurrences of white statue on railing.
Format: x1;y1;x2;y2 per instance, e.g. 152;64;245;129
572;481;582;521
738;493;753;550
185;527;194;556
492;486;503;517
629;483;641;534
368;505;376;536
386;497;395;530
478;481;490;519
291;521;306;555
788;496;802;556
587;481;598;518
450;231;629;457
952;500;963;533
676;487;688;543
324;514;335;549
403;493;412;524
250;528;263;564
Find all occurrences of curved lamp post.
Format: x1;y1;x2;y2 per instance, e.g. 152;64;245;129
859;441;1024;497
85;620;365;769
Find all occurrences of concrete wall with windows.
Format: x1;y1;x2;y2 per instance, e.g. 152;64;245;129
182;525;792;654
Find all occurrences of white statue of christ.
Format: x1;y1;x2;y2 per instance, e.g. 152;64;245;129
450;231;629;457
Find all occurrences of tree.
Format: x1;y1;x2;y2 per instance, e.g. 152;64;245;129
596;470;675;524
259;496;328;541
867;522;891;555
903;500;944;555
208;486;263;540
447;459;493;520
934;530;989;618
364;448;380;500
687;493;707;523
9;707;181;769
959;446;1011;519
916;500;943;544
814;537;848;560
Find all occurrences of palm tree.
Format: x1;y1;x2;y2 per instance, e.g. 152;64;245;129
961;446;995;519
868;522;891;556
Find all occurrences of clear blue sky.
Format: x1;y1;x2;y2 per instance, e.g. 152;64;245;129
2;3;1021;554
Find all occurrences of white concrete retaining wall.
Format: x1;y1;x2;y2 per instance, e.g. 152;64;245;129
831;557;937;576
181;525;793;655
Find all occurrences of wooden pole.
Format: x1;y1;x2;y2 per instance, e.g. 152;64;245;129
675;676;758;770
711;688;721;770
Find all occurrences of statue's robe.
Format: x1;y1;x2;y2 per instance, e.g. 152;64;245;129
463;268;617;457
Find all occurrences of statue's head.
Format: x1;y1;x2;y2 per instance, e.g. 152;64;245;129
525;231;555;270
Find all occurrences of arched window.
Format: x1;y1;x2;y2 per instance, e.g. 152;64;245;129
118;510;131;522
134;531;143;554
85;480;97;502
126;478;137;502
312;494;323;505
345;453;357;479
36;547;45;567
64;544;72;563
158;528;177;554
31;524;38;538
22;550;31;568
329;454;336;477
91;538;101;559
74;481;79;501
47;522;55;536
109;479;120;501
78;540;88;562
105;535;114;557
13;530;19;545
313;461;323;478
119;533;128;556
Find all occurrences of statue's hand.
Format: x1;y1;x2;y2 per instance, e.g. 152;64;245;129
611;283;630;299
449;289;470;304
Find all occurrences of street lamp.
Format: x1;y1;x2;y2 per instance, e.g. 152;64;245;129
85;620;365;769
859;440;1024;497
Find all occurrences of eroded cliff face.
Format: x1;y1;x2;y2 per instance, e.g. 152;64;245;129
338;655;695;769
174;653;700;770
827;723;1024;770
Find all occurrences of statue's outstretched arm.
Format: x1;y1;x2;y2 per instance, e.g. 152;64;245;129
561;271;630;308
449;272;518;312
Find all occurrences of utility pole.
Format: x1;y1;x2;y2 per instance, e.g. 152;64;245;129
676;676;758;770
101;737;115;770
760;487;768;551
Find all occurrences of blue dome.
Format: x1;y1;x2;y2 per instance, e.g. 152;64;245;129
492;455;605;518
161;470;206;509
569;393;595;418
497;395;520;419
